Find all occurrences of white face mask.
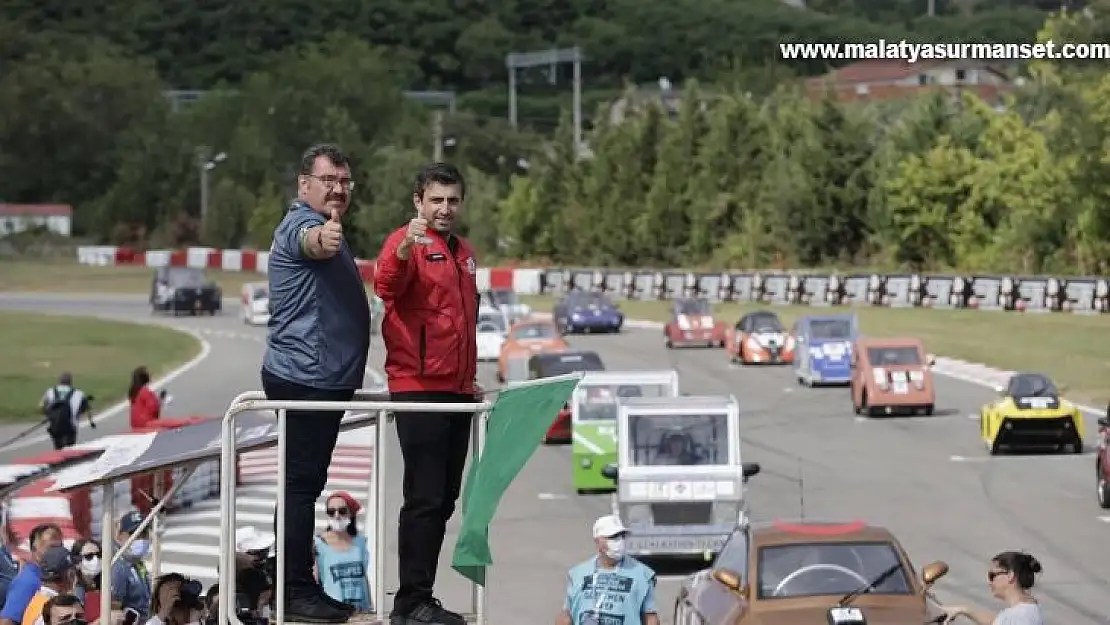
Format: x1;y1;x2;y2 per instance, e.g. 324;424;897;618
129;539;150;559
327;518;349;532
604;538;625;561
80;556;101;577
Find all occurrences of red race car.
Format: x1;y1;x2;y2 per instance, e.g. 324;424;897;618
1097;410;1110;508
663;297;727;348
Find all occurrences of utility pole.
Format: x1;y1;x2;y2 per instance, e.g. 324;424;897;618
196;147;227;233
927;0;935;16
505;47;585;158
433;110;445;162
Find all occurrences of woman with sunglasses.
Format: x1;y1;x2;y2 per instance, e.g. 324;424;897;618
313;492;371;613
940;551;1044;624
69;540;102;625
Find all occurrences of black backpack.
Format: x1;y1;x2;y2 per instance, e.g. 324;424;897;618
45;386;75;434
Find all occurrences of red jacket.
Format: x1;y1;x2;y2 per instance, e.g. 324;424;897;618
374;226;479;394
129;385;160;431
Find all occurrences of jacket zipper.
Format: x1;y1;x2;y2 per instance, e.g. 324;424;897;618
419;326;427;376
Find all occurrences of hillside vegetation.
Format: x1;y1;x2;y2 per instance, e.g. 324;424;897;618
1;0;1105;274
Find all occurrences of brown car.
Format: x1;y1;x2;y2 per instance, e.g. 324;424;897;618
851;338;936;417
672;520;949;625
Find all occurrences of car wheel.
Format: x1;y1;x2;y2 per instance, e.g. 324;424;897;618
1073;440;1084;454
1097;473;1110;509
924;404;935;416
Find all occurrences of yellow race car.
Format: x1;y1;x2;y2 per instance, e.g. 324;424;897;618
980;372;1085;455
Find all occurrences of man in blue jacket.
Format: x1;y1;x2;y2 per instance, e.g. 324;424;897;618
0;524;61;625
262;143;370;624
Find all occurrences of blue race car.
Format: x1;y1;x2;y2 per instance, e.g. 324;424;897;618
553;291;624;334
791;313;858;386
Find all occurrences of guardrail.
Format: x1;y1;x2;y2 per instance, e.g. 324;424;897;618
538;269;1110;314
216;391;492;625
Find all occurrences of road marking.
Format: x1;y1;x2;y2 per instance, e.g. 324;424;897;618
967;414;978;420
538;493;568;500
951;453;1090;463
1098;516;1110;524
853;416;867;424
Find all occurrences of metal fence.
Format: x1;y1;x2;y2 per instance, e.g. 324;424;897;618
216;390;492;625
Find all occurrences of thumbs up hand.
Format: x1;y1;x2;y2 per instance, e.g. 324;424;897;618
320;210;344;255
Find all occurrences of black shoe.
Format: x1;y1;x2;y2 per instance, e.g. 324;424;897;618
285;592;350;624
315;588;357;615
390;598;466;625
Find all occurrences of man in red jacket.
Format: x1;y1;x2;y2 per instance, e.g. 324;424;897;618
374;162;478;625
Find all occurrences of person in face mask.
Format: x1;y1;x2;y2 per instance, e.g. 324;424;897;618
110;511;153;622
313;492;371;613
68;540;102;625
22;546;79;625
557;515;659;625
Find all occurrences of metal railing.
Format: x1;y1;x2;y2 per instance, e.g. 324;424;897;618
217;390;492;625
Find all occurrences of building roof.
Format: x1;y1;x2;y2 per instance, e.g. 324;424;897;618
807;59;1012;87
0;204;73;217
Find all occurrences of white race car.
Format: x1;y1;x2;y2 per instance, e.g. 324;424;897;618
477;306;509;361
241;282;270;325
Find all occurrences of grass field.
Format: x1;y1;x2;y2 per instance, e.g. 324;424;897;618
0;260;263;295
519;295;1110;407
0;311;200;422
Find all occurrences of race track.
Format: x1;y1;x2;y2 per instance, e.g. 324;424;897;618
1;293;1108;624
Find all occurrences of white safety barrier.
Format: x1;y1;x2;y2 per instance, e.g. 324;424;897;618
216;391;491;625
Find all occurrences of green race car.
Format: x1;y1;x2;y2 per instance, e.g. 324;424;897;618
572;370;680;494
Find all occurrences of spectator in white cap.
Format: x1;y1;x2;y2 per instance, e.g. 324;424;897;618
557;515;658;625
234;527;275;570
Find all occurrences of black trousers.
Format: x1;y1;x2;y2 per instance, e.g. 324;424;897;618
391;391;474;615
49;428;76;450
261;370;352;590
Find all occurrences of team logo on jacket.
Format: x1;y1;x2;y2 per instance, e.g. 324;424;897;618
466;257;477;274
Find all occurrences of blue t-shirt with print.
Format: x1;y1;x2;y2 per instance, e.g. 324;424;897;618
564;556;656;625
262;200;370;391
0;561;39;622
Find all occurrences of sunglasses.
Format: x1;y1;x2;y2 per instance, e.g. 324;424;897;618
81;553;100;561
57;616;86;625
325;508;349;517
987;570;1009;581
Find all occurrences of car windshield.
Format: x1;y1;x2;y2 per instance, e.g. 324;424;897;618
511;324;557;340
574;382;673;421
574;293;610;308
809;318;853;340
748;315;784;333
757;542;913;599
629;413;730;467
167;268;207;287
676;299;710;315
538;353;604;377
477;311;507;333
252;286;268;299
1008;374;1058;398
488;290;520;307
866;346;920;366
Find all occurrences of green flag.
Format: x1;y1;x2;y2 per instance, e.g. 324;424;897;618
451;372;582;585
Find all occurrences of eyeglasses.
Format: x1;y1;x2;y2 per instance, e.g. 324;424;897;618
57;615;86;625
987;570;1008;581
81;552;100;561
306;174;355;190
325;508;349;517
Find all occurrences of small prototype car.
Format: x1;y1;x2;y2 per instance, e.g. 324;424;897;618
240;282;270;326
528;350;606;444
150;267;222;315
553;291;624;334
496;319;570;383
791;314;858;387
664;298;727;348
480;288;532;326
851;337;936;417
672;518;949;625
728;311;793;365
599;395;761;561
1095;412;1110;508
571;370;680;494
980;372;1085;455
476;306;509;362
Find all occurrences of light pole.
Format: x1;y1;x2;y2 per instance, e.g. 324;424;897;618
197;147;227;233
405;91;457;162
505;47;584;157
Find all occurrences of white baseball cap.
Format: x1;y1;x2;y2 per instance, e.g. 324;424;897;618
235;526;275;552
592;515;628;539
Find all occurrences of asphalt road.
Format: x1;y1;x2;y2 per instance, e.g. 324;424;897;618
1;293;1108;624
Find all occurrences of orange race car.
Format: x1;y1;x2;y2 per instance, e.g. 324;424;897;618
496;318;570;383
727;310;794;365
663;297;728;348
851;337;936;417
